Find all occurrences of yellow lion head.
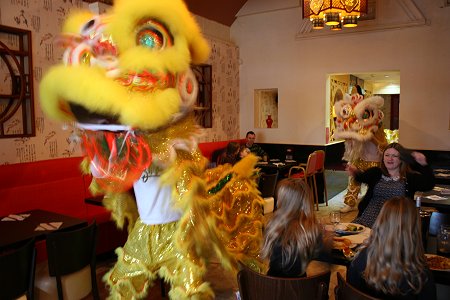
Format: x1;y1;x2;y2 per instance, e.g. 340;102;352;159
40;0;210;130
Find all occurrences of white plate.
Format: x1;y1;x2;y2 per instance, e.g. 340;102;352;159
425;254;450;271
335;223;365;235
325;223;371;245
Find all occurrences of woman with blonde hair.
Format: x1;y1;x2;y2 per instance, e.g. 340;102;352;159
261;178;322;277
347;196;436;299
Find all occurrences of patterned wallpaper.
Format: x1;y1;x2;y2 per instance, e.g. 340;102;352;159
0;0;240;165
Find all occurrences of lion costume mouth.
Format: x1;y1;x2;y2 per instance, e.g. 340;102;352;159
69;102;119;126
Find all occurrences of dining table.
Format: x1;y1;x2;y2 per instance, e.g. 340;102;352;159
0;209;87;252
316;223;371;267
256;159;327;204
316;222;450;286
256;159;298;178
433;168;450;185
419;184;450;213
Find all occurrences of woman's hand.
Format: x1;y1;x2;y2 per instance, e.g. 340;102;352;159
411;151;427;166
346;164;358;176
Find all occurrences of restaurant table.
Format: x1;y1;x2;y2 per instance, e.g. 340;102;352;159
0;209;87;252
425;236;450;285
419;185;450;213
434;168;450;185
316;224;450;286
314;224;372;267
256;159;298;178
256;160;327;204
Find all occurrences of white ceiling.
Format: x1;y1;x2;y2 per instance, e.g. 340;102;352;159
352;71;400;94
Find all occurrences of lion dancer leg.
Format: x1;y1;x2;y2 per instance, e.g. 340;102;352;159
340;159;381;213
104;219;213;299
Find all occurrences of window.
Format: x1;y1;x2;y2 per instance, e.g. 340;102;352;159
0;25;35;138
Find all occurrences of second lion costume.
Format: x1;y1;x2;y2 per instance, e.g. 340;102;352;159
334;93;387;211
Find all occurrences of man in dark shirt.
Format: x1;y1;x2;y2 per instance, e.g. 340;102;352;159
245;131;268;161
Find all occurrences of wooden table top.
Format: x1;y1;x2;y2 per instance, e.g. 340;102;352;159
0;209;87;251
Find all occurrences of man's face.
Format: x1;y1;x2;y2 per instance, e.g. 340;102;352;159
246;134;256;146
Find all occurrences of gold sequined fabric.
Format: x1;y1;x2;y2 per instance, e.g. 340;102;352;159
344;159;381;207
103;138;264;298
104;219;213;299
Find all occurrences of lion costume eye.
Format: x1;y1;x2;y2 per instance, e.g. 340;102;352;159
340;104;352;118
136;19;173;50
362;109;373;120
80;16;102;38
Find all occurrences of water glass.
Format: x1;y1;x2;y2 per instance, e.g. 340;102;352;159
437;225;450;256
330;211;341;230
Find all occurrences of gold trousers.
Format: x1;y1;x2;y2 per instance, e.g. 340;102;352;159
104;219;213;299
343;159;381;207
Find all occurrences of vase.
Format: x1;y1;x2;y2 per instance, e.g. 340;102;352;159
266;115;273;128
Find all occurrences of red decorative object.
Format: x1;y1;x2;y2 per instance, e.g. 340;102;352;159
266;115;273;128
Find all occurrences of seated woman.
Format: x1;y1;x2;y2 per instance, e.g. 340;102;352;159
261;178;323;277
238;145;251;160
347;142;434;228
217;142;240;165
347;196;436;299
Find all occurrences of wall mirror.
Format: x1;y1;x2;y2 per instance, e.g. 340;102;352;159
254;88;278;129
0;25;35;138
328;71;400;143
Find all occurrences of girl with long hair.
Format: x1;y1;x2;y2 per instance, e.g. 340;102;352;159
261;178;322;277
347;142;434;228
347;196;436;299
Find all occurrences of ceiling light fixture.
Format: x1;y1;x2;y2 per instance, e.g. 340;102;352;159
302;0;368;30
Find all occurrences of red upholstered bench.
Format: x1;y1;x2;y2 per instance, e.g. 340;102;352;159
0;157;127;261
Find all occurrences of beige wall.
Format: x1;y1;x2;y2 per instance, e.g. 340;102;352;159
0;0;240;164
232;0;450;150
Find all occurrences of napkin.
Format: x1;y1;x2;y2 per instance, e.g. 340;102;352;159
34;222;63;231
1;214;31;221
425;195;448;201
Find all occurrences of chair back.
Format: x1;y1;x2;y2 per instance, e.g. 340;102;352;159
305;152;317;176
429;211;450;236
289;151;317;178
237;265;330;300
314;150;326;173
313;150;328;206
0;238;36;300
258;171;279;198
334;272;380;300
46;221;99;300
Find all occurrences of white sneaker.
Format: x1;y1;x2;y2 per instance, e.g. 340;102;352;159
340;205;357;213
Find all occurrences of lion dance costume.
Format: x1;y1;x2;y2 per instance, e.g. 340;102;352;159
39;0;264;298
333;93;387;210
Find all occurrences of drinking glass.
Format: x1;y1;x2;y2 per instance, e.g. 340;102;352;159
329;211;341;231
437;224;450;256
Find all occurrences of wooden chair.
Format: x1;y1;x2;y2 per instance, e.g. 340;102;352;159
288;151;320;210
46;221;99;300
314;150;328;207
237;264;330;300
0;238;36;300
334;272;381;300
428;211;450;236
258;170;279;214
